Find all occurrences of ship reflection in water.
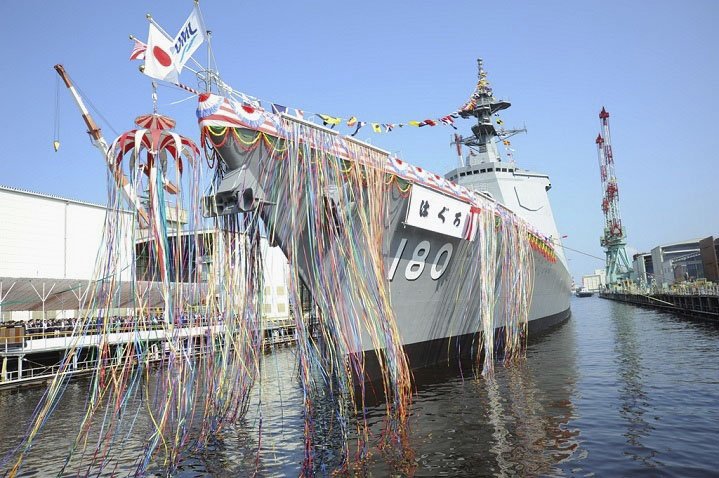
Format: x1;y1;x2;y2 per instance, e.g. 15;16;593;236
1;298;718;476
384;314;580;477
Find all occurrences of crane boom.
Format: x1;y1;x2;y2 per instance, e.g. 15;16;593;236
53;64;149;226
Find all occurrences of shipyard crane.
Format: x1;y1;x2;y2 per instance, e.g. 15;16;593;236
595;107;633;285
54;64;149;226
54;65;189;230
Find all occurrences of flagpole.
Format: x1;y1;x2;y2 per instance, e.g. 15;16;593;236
146;14;174;41
194;0;214;94
205;30;213;92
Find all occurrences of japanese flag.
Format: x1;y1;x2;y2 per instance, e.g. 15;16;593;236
144;23;179;83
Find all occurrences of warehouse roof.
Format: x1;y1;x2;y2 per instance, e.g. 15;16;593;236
0;277;207;313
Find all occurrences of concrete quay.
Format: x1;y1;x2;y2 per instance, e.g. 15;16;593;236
600;288;719;320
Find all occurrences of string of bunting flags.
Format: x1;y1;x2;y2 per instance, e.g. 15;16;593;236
312;112;461;136
128;11;517;162
128;36;511;141
220;93;515;144
528;232;558;263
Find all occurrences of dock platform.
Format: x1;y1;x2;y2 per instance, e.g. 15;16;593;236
600;288;719;320
0;322;297;390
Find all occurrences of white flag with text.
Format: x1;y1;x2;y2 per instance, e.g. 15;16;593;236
172;6;206;71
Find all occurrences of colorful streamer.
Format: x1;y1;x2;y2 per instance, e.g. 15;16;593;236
5;94;545;478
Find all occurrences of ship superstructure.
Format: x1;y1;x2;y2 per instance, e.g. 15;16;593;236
445;59;568;268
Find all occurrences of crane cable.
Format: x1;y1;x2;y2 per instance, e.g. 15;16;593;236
53;74;60;152
554;241;605;262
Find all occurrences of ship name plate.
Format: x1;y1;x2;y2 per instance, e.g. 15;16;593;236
406;184;470;239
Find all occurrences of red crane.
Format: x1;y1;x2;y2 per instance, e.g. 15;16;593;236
595;107;632;284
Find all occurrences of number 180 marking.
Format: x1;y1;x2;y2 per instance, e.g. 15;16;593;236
387;238;453;281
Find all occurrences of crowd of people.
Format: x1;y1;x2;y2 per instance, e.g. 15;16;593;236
1;314;221;339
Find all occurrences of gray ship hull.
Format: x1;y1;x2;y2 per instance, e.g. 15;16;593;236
200;113;571;370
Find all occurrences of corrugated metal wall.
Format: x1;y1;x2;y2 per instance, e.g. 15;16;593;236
0;187;132;280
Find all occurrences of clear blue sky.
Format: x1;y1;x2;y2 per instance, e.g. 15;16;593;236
1;1;717;282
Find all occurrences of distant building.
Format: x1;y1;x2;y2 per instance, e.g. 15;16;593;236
631;252;653;285
0;185;291;322
626;236;718;287
652;239;704;287
0;185;134;283
582;269;606;292
699;236;719;282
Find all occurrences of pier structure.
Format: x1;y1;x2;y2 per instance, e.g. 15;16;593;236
599;236;719;318
600;282;719;320
0;319;298;390
0;323;220;387
0;185;300;390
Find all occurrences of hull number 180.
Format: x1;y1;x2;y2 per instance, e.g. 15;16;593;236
387;238;453;281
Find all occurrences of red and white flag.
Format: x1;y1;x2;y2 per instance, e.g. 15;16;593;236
440;115;457;129
143;23;179;83
463;206;482;242
129;39;147;61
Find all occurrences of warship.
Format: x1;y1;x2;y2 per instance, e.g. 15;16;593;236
198;59;571;370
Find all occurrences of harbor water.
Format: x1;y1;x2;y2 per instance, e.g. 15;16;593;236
1;297;718;477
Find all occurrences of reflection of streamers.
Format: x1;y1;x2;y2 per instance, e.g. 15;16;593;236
485;377;512;475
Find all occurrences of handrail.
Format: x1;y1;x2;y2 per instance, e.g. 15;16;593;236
0;331;297;388
605;283;719;297
2;318;299;354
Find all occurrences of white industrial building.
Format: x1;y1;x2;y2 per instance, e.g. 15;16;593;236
582;269;606;292
631;252;652;286
0;185;291;322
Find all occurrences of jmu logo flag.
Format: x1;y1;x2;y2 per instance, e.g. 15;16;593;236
144;23;179;83
173;6;206;71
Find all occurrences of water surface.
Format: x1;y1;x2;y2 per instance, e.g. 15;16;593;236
1;297;717;476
